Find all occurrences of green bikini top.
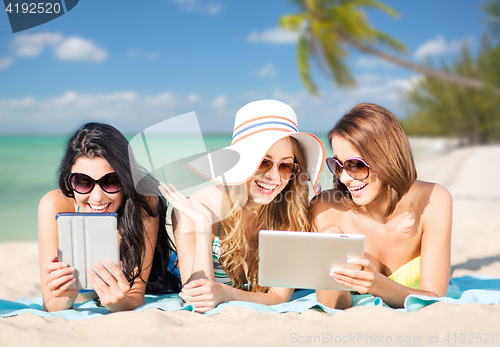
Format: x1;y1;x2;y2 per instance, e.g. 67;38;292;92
212;222;251;290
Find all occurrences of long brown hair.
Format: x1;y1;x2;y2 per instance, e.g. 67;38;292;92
219;137;310;292
328;103;417;216
59;123;181;294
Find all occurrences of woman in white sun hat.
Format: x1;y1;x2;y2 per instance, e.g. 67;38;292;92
159;99;325;312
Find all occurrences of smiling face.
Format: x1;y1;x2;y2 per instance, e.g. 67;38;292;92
330;135;386;206
246;137;295;208
70;156;124;213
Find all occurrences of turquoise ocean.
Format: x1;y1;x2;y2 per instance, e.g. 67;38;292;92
0;134;333;242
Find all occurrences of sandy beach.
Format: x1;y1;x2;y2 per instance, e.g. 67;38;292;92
1;139;499;347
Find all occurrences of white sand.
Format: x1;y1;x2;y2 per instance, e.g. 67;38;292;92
1;140;499;347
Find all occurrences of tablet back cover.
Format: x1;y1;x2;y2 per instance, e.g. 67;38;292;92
258;230;365;290
57;213;119;290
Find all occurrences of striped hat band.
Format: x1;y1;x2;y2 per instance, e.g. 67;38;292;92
232;115;299;145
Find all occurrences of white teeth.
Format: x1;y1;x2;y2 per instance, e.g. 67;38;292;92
256;181;276;190
349;184;367;192
89;203;110;212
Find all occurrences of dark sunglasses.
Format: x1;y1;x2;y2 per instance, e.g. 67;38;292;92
69;172;122;194
255;159;300;181
326;157;370;180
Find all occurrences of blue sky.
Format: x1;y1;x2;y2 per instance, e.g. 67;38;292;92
0;0;488;135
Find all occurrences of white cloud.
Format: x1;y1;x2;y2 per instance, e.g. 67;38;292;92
0;57;14;70
171;0;223;15
212;95;228;108
0;73;419;134
9;33;108;64
188;94;201;103
414;35;473;59
146;53;161;61
0;96;35;107
11;32;63;57
248;27;299;44
54;37;108;62
259;63;277;78
0;91;235;133
238;90;267;102
250;63;277;78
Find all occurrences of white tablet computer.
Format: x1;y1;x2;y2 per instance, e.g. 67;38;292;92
258;230;365;291
56;212;120;290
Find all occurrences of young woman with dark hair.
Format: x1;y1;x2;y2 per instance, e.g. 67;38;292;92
38;122;180;312
310;103;452;309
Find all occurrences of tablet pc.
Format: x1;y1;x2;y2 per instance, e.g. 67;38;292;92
258;230;365;291
56;212;120;290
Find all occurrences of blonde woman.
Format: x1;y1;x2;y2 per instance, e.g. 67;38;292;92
310;103;452;309
159;100;325;312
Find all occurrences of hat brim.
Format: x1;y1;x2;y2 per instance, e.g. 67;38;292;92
187;130;325;194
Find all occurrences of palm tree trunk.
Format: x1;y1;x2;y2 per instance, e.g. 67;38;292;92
340;33;500;95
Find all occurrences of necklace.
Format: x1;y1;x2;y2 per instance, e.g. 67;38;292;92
243;206;259;215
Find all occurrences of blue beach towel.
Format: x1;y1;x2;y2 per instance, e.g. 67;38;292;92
0;294;193;320
1;276;499;319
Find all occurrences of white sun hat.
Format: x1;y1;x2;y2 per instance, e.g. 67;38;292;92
187;99;325;194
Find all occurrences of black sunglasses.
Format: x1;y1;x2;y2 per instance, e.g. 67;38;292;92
69;172;122;194
326;157;370;180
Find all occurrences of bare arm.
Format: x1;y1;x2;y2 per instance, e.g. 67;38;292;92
38;190;79;312
90;196;160;311
161;183;215;284
420;184;453;296
309;194;352;310
180;280;293;309
162;183;294;312
331;184;453;308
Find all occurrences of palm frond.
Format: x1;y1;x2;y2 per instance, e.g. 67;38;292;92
373;30;408;53
339;0;399;18
280;13;307;32
297;36;318;94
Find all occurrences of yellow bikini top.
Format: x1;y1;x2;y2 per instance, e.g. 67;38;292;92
388;256;420;290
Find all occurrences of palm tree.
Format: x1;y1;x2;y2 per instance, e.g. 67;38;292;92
281;0;493;94
481;0;500;38
401;35;500;144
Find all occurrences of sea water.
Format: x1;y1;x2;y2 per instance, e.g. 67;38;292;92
0;134;334;242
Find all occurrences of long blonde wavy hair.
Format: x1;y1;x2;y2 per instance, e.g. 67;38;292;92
218;137;310;293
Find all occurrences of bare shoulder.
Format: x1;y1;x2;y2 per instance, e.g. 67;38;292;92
39;189;74;214
38;190;74;241
310;189;347;216
309;189;347;232
409;181;452;228
412;180;452;206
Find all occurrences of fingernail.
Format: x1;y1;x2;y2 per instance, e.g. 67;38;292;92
347;259;354;264
330;268;338;276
